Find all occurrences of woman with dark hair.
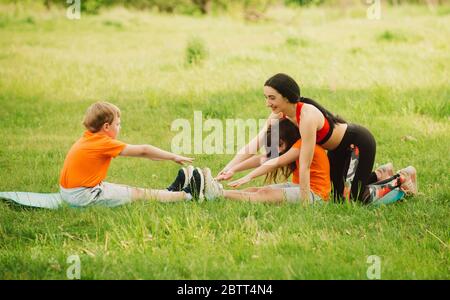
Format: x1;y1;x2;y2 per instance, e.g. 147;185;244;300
217;73;417;203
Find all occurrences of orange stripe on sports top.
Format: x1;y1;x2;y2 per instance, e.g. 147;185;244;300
296;102;331;144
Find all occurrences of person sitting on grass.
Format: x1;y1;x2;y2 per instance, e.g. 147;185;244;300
207;118;331;204
167;118;330;203
169;118;416;205
214;118;417;205
59;101;205;207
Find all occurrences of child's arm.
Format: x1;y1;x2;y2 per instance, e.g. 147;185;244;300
120;144;193;165
217;113;278;178
228;147;299;187
216;154;269;181
232;154;266;172
224;154;268;178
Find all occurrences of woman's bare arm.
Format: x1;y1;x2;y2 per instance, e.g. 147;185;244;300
298;106;321;203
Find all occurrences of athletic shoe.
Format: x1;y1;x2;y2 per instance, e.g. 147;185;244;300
166;165;195;192
202;167;223;201
375;162;394;182
398;166;418;196
182;167;204;201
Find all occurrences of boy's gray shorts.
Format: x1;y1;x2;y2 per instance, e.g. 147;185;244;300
60;182;133;207
266;182;323;204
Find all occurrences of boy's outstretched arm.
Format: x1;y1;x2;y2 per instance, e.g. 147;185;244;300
120;144;193;165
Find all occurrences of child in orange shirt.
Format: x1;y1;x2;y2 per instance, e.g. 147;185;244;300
219;118;330;203
59;101;204;207
194;118;331;204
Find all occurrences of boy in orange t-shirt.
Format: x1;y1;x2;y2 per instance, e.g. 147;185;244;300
59;101;203;207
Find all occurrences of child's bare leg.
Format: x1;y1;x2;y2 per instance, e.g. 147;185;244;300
242;187;262;192
130;187;188;203
223;189;285;204
242;186;275;193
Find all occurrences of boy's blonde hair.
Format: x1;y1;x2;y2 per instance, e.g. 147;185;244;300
83;101;121;133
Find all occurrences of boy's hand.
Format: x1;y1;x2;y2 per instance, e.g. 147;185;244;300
173;154;194;165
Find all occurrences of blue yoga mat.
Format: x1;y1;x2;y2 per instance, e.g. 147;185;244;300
0;192;63;210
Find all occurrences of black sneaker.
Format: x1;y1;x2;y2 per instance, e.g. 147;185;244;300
182;167;204;202
167;166;194;192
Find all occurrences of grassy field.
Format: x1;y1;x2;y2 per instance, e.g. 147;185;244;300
0;3;449;279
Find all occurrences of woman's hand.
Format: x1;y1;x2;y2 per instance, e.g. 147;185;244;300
173;154;194;165
216;169;235;181
228;175;251;188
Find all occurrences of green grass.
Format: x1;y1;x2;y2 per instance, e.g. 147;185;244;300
0;4;449;279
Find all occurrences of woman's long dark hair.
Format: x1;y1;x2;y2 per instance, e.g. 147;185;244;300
265;73;346;130
264;118;300;184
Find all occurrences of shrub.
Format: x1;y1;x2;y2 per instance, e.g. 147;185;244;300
185;37;208;66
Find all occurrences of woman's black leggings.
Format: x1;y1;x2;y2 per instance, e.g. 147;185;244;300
328;123;377;203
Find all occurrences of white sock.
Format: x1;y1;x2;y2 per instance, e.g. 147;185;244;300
185;193;193;200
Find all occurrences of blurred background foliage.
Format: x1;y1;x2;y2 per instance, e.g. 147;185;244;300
1;0;448;16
